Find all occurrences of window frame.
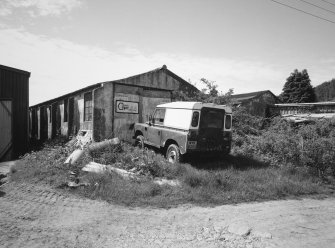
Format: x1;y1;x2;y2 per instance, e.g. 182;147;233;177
191;111;200;127
84;92;93;122
225;114;232;130
199;108;225;129
153;108;166;125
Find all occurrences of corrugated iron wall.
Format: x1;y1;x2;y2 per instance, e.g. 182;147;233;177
0;100;12;161
0;65;30;161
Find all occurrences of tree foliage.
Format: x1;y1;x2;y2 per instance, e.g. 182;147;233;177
314;78;335;102
173;78;234;105
280;69;315;103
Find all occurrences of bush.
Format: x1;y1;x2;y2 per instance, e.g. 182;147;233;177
233;114;335;178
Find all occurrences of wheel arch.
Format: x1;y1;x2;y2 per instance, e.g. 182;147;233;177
134;130;143;138
163;139;178;150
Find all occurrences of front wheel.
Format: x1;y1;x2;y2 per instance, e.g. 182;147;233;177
166;144;181;164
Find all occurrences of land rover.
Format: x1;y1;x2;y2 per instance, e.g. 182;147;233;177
133;102;232;163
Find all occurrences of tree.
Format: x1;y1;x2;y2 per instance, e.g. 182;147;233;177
314;78;335;102
280;69;315;103
173;78;233;104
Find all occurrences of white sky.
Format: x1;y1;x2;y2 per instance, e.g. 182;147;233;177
0;0;335;105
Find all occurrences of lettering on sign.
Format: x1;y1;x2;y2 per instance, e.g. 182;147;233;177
115;100;139;114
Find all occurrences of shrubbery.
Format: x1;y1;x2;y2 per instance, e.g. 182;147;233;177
233;109;335;178
176;78;335;180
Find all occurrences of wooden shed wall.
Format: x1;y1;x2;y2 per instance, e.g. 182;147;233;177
242;92;279;117
93;69;185;142
0;66;30;160
30;67;198;143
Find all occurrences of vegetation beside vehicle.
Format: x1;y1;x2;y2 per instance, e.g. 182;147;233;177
7;77;335;207
10;111;335;207
233;108;335;179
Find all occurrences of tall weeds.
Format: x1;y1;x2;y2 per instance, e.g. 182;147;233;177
233;110;335;178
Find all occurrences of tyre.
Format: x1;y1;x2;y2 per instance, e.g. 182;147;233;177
135;135;144;149
166;144;181;163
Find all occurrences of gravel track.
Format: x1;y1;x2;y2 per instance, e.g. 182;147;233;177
1;182;334;248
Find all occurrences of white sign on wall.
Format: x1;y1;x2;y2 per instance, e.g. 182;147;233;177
115;100;139;114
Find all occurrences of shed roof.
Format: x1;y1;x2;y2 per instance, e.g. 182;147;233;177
30;83;103;108
0;64;31;76
30;65;198;108
275;102;335;107
231;90;278;103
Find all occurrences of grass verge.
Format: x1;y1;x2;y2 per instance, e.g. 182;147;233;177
10;138;335;207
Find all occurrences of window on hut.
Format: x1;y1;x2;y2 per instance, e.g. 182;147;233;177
84;92;93;121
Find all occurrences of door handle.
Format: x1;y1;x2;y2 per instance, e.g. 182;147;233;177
145;127;147;131
158;131;161;135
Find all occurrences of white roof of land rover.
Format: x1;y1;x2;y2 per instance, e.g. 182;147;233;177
157;101;232;112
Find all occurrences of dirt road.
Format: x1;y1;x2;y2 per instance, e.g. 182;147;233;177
0;182;334;248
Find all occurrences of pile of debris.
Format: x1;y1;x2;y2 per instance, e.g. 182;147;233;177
64;134;180;188
0;173;8;187
65;137;121;187
0;161;15;187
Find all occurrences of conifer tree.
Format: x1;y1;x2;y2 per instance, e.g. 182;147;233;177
280;69;315;103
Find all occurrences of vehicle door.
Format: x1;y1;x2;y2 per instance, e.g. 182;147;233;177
147;108;165;147
198;108;225;150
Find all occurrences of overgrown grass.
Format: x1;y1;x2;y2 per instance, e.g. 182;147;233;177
10;136;334;207
233;114;335;179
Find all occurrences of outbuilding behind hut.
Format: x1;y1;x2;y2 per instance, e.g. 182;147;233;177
0;64;30;161
231;90;281;117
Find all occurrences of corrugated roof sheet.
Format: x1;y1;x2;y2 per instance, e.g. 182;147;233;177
0;64;30;76
231;90;280;104
231;90;269;101
30;65;198;108
275;102;335;107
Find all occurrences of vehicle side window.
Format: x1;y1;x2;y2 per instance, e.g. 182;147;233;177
153;108;165;125
225;114;232;129
191;111;199;127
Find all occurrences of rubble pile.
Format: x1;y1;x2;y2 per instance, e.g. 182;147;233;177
64;134;180;188
0;161;14;187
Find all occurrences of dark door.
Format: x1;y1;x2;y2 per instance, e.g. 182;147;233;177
198;108;225;149
68;97;74;137
40;106;48;141
51;103;57;139
0;100;12;161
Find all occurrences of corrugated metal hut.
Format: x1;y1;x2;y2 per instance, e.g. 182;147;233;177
0;64;30;161
270;102;335;122
29;65;198;143
231;90;281;117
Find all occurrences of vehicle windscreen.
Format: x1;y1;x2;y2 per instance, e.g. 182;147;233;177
199;108;225;129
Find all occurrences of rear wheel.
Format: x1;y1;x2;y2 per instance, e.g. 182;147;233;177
135;135;144;149
166;144;181;163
